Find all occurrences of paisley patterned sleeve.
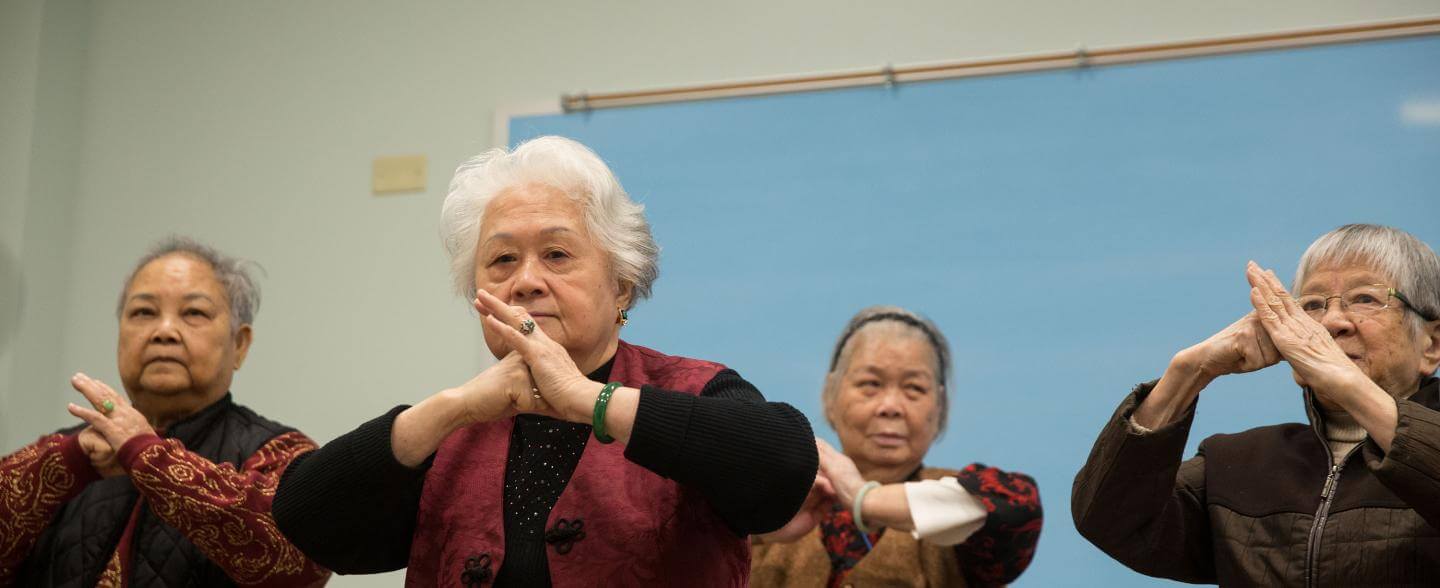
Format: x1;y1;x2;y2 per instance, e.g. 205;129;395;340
0;434;100;585
951;464;1043;587
117;431;331;587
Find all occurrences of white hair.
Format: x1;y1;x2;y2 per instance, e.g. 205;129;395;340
116;236;262;334
822;305;953;438
1295;224;1440;339
439;136;659;307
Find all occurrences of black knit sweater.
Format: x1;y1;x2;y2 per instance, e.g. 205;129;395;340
272;362;816;586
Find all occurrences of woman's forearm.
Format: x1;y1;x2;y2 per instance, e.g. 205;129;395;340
273;407;428;574
0;435;99;584
1133;352;1214;430
859;484;915;532
392;389;471;467
623;382;818;534
1330;372;1399;451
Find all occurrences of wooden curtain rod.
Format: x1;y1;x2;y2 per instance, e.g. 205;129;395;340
560;16;1440;112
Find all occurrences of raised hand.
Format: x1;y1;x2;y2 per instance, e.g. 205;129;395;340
1135;264;1284;429
452;352;541;424
77;426;124;478
1179;310;1282;380
1245;261;1365;396
66;373;155;453
474;289;598;423
816;438;866;507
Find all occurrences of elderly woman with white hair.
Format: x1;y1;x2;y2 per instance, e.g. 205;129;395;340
752;306;1043;587
271;136;817;586
1074;224;1440;585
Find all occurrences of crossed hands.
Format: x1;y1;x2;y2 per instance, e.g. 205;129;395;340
65;373;156;478
452;290;601;426
1182;261;1366;401
760;438;866;543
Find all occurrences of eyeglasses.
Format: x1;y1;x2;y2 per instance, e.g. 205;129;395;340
1295;284;1438;322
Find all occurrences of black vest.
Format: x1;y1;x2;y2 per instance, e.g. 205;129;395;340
18;394;294;587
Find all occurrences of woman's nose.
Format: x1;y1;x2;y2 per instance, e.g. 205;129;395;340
875;388;905;417
150;315;181;343
511;259;548;300
1318;302;1356;338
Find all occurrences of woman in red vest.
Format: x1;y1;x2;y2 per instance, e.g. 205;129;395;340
272;136;818;587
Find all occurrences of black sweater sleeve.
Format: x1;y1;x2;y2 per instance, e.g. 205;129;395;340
623;369;819;536
273;406;429;574
272;370;819;570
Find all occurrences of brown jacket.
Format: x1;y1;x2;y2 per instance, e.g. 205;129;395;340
753;465;1042;587
1072;376;1440;587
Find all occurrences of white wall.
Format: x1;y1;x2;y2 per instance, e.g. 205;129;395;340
2;0;87;451
4;1;1439;585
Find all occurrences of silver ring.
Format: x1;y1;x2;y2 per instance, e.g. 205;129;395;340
518;318;536;335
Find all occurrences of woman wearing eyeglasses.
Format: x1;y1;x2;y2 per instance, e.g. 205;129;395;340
1073;224;1440;586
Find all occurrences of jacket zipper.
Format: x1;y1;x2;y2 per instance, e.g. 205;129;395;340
1303;443;1361;588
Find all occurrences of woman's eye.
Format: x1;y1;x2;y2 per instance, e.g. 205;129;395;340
544;249;570;260
184;309;210;318
1351;294;1380;305
490;254;516;266
906;384;929;394
130;308;156;318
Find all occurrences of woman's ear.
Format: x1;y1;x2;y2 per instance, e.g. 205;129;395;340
822;374;840;431
616;280;634;311
1420;319;1440;376
232;325;254;370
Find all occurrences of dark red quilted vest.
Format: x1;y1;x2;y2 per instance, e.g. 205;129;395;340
406;341;751;587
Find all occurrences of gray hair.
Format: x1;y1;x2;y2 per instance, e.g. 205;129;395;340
822;305;953;438
115;236;262;332
439;136;659;308
1295;224;1440;339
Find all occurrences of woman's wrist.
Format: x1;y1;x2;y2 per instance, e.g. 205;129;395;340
441;387;485;428
600;386;639;445
565;379;605;424
835;478;863;506
1312;366;1373;406
1171;345;1218;383
393;389;473;467
1134;351;1213;429
1325;370;1393;418
857;483;915;532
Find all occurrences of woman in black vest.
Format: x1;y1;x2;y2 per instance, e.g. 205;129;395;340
0;237;329;587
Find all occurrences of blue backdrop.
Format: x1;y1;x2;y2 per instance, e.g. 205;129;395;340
510;35;1440;587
